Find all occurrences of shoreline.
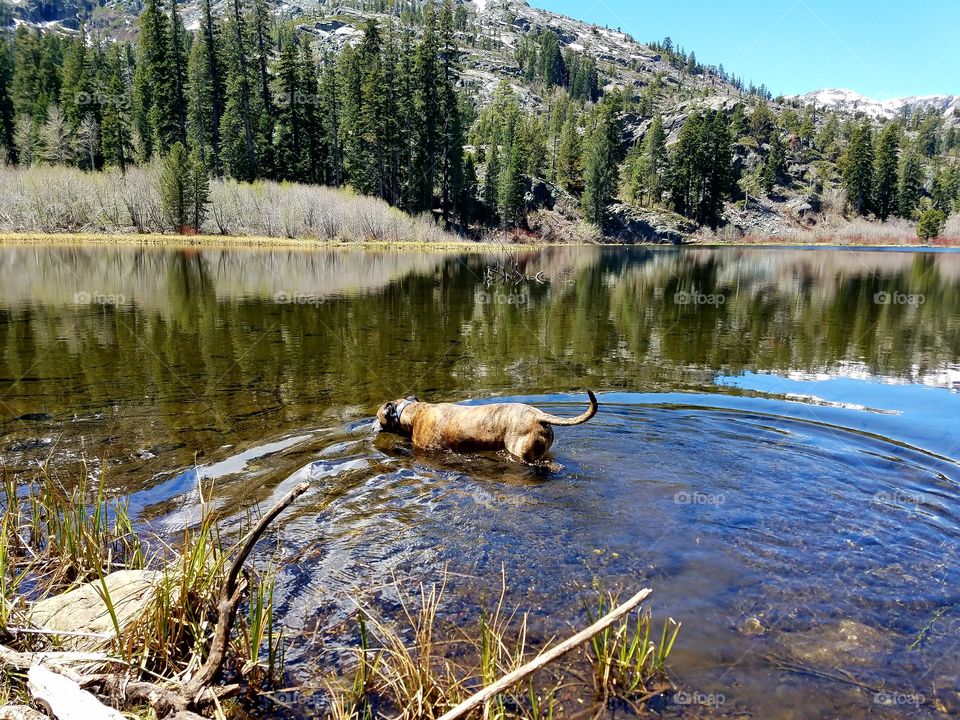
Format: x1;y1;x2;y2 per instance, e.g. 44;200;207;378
0;231;953;251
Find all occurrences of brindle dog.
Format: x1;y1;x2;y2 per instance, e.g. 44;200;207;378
375;391;598;463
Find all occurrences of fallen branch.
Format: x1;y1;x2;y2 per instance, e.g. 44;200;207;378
182;481;310;699
437;587;653;720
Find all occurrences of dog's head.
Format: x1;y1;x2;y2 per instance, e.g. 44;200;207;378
376;396;420;432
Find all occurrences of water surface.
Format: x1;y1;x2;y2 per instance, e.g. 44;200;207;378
1;244;959;718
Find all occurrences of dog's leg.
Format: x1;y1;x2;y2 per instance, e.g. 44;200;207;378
505;428;554;464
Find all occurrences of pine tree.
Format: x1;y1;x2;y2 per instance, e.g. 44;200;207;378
100;49;133;171
670;110;732;227
134;0;174;157
159;141;208;232
411;3;440;212
168;0;188;147
626;114;667;205
437;0;465;225
0;31;15;160
59;28;94;138
582;100;622;227
897;145;924;218
761;132;786;193
250;0;274;176
219;0;256;179
319;51;342;187
555;113;580;190
872;123;900;220
843;120;874;215
198;0;224;172
481;144;498;221
498;136;525;229
273;30;304;181
729;102;747;140
916;206;945;240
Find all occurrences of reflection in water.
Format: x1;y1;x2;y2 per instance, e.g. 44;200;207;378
1;244;959;719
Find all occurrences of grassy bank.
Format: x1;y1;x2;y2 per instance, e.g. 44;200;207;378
0;464;681;719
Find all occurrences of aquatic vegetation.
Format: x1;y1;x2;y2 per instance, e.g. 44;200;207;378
584;581;680;708
327;573;672;719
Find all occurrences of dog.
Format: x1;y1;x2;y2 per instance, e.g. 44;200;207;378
375;391;597;463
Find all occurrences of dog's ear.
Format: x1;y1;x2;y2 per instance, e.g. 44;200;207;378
406;395;420;402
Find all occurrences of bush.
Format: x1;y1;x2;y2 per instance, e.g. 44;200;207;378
0;165;454;242
916;207;947;240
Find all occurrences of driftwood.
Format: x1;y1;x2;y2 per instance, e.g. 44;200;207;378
437;587;654;720
27;665;126;720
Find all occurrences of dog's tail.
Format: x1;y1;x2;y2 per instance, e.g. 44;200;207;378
538;390;598;426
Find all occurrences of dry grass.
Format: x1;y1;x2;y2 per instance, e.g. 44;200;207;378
327;572;677;719
779;215;959;246
0;165;455;243
0;463;285;706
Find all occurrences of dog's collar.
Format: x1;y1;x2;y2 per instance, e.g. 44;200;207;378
394;399;416;423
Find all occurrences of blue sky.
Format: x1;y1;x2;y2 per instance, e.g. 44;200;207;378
529;0;960;99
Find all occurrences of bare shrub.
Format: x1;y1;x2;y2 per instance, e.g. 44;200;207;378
0;165;456;242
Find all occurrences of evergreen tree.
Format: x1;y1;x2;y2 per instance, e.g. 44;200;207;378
555;113;580;190
168;0;188;147
843;120;874;215
411;3;440;212
320;51;342;187
872;123;900;220
498;136;525;228
670;110;732;227
437;0;465;225
134;0;175;157
0;30;15;160
581;101;622;227
761;132;786;193
220;0;256;179
626;114;667;205
159;141;208;231
897;145;924;218
916;206;945;240
729;102;747;140
100;48;133;171
483;142;500;222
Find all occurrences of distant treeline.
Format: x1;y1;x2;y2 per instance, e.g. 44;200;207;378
0;0;958;238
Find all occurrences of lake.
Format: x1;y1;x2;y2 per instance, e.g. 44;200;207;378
1;243;958;718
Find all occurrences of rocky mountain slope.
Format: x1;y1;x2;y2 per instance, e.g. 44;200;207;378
793;88;960;123
4;0;958;242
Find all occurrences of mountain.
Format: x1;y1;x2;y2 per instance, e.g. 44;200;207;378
793;88;960;123
2;0;958;242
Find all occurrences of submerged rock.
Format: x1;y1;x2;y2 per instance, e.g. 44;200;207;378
779;619;893;667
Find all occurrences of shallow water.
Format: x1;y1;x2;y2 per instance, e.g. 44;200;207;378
1;244;959;718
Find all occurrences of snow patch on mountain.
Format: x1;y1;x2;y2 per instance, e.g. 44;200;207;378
793;88;960;120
